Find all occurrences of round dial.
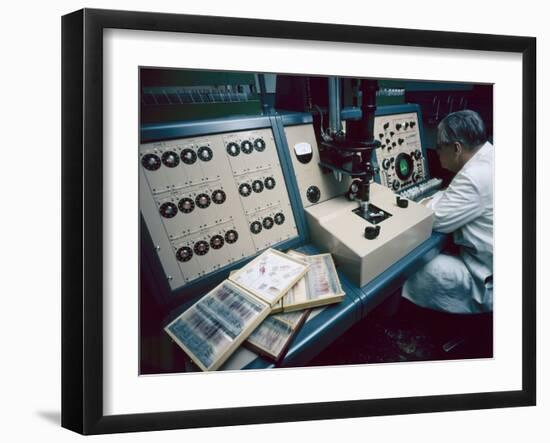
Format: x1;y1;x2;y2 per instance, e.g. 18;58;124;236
382;158;392;170
181;148;197;165
264;177;276;190
178;197;195;214
395;153;414;180
197;146;213;162
211;189;226;204
306;185;321;203
193;240;209;256
250;221;262;234
414;149;422;160
262;217;274;230
226;142;240;157
176;246;193;262
195;193;211;209
239;183;252;197
161;151;180;168
254;138;266;152
274;212;285;225
392;179;400;191
141;153;161;171
225;229;239;244
241;140;254;154
252;180;264;193
210;235;224;250
159;202;178;218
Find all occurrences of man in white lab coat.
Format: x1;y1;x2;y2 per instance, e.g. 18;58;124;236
402;110;493;314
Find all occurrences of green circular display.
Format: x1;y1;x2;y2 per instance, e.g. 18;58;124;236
399;158;410;176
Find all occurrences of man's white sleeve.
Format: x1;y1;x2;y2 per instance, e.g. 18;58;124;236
426;171;483;233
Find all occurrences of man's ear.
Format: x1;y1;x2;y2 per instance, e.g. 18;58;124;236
453;142;462;154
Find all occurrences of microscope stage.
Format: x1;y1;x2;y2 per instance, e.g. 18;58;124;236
304;183;434;287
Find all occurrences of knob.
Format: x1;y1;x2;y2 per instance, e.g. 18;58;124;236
254;138;266;152
390;131;395;137
396;123;402;131
383;122;389;130
398;138;405;145
379;133;384;139
252;179;264;193
176;246;193;262
274;212;285;225
239;183;252;197
178;197;195;213
306;185;321;203
364;225;381;240
159;202;178;218
181;148;197;165
210;235;224;249
382;158;391;170
226;142;240;157
250;221;262;234
396;196;409;208
225;229;239;244
212;189;226;204
198;146;213;161
412;172;420;183
262;216;274;230
392;180;400;191
195;193;211;209
410;121;416;128
193;241;209;256
141;153;161;171
414;149;422;160
161;151;180;168
264;177;276;190
241;140;253;154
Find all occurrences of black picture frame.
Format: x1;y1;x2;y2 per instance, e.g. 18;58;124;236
61;8;536;435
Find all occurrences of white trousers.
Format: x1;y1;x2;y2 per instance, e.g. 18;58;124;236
402;253;485;314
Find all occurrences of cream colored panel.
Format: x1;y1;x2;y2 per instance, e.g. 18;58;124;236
283;124;351;208
139;127;298;291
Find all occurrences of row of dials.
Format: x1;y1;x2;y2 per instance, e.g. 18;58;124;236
141;147;214;170
158;189;227;218
225;138;266;156
250;213;286;234
238;177;276;196
174;229;239;262
381;120;416;132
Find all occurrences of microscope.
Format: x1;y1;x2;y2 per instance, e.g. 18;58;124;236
304;78;434;287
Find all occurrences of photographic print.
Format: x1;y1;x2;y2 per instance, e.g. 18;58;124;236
62;9;535;433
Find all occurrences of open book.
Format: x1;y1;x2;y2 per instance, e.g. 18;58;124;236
164;249;309;371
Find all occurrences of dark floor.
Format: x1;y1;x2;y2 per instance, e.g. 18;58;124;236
309;296;493;366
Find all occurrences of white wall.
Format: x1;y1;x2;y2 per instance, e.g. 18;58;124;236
0;0;546;441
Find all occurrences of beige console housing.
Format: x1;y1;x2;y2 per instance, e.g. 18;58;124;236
305;183;434;288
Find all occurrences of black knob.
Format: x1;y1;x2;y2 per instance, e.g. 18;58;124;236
210;235;224;249
159;202;178;218
383;122;389;130
178;197;195;213
195;193;211;209
306;185;321;203
198;146;213;161
241;140;253;154
262;216;274;230
225;230;239;244
226;142;240;157
364;225;381;240
254;138;266;152
274;213;285;225
161;151;180;168
176;246;193;262
181;149;197;165
410;121;416;128
398;138;404;145
252;179;264;193
396;196;409;208
194;241;209;256
414;149;422;160
212;189;226;204
392;180;400;191
390;131;395;137
264;177;276;190
239;183;252;197
382;158;391;170
141;153;161;171
250;221;262;234
404;122;409;130
396;123;402;131
379;133;384;139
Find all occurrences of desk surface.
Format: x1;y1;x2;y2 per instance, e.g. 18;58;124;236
221;232;448;370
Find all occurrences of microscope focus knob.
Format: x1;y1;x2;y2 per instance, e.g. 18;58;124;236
364;225;381;240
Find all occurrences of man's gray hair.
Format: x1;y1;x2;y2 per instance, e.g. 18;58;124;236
437;110;488;151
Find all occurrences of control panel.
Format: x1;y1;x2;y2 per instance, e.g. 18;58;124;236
373;111;426;193
140;127;298;291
